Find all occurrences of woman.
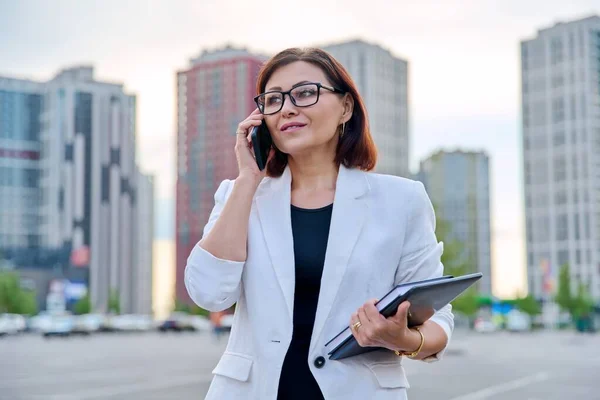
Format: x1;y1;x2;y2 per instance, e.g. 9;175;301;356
185;47;454;400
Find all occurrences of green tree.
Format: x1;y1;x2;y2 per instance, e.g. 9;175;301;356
451;287;480;317
189;305;210;317
554;264;572;313
73;293;91;315
515;294;541;317
435;214;480;317
173;298;191;313
0;272;38;315
436;215;469;277
571;283;594;320
108;289;121;314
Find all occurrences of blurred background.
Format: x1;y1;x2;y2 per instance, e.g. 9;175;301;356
1;1;600;399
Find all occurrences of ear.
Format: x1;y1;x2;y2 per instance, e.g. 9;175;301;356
340;93;354;124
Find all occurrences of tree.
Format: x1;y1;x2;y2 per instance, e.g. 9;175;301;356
435;214;480;317
73;293;91;315
571;283;594;320
108;289;120;314
174;298;191;313
0;271;38;315
515;294;541;316
451;287;480;317
554;264;572;313
436;215;469;277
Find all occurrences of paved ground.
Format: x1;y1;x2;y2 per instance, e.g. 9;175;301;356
1;329;599;399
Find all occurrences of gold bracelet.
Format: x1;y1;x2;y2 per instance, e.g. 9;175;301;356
394;327;424;358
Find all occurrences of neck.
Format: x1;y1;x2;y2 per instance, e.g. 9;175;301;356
288;156;339;192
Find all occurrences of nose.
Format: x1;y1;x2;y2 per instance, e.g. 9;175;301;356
280;94;298;117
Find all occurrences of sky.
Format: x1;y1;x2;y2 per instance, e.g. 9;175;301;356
1;0;598;298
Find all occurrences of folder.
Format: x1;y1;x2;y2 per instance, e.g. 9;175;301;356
325;272;482;360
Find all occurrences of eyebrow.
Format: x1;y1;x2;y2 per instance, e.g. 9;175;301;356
266;80;312;91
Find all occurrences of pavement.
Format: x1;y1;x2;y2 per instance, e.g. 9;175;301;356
1;329;599;400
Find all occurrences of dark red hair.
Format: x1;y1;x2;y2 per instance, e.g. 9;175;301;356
255;47;377;177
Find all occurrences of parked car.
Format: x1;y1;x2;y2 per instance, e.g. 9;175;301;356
474;317;497;333
0;314;26;336
506;310;531;332
71;314;104;335
42;314;74;338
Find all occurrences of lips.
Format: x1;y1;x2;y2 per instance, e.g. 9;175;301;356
280;122;307;132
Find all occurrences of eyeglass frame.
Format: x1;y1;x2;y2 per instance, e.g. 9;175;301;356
253;82;346;115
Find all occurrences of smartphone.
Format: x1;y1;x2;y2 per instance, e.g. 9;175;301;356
250;121;272;171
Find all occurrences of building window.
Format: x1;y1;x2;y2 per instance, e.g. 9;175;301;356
584;214;590;239
550;37;563;64
555;189;567;205
557;250;569;267
553;129;565;146
556;213;568;241
552;98;565;123
536;216;550;242
553;155;566;182
528;251;534;266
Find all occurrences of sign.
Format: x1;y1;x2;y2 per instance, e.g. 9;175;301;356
540;258;554;295
70;246;90;267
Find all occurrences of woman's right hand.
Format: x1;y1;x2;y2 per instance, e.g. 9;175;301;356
235;109;269;184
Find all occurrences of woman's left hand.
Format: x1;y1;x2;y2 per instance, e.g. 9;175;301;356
349;299;421;353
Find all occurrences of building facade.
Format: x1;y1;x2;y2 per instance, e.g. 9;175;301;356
0;67;154;314
0;78;44;252
521;16;600;300
323;40;410;177
175;47;267;303
417;150;492;295
132;172;154;315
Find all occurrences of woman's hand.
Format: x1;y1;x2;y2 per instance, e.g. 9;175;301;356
349;299;422;353
235;109;272;184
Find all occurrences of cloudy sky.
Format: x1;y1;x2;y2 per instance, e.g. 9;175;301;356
2;0;598;297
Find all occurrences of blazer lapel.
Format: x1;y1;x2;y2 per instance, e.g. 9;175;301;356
310;166;370;352
256;167;295;322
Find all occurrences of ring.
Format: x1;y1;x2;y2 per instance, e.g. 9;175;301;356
236;130;246;135
352;321;362;331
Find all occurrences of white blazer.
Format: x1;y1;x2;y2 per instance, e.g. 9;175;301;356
185;165;454;400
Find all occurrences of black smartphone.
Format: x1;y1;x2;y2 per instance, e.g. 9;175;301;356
250;121;272;171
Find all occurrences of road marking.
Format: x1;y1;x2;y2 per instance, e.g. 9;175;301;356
448;372;550;400
31;374;213;400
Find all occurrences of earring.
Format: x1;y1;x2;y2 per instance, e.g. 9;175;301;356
340;122;346;137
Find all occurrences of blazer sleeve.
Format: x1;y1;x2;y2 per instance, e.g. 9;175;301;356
394;180;454;363
184;179;245;312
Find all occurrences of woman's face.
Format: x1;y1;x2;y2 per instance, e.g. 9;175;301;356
262;61;352;158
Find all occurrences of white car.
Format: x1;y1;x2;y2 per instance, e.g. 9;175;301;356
0;314;26;336
474;317;497;333
506;310;531;332
42;314;74;337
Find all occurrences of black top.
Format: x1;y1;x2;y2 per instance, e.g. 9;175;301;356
277;203;333;400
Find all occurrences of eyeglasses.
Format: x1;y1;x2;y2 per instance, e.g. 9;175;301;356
254;82;345;115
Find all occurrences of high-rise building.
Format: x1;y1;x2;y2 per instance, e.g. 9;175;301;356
175;46;267;303
0;77;44;252
0;67;154;314
323;40;409;178
521;16;600;300
417;150;492;295
132;172;154;315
